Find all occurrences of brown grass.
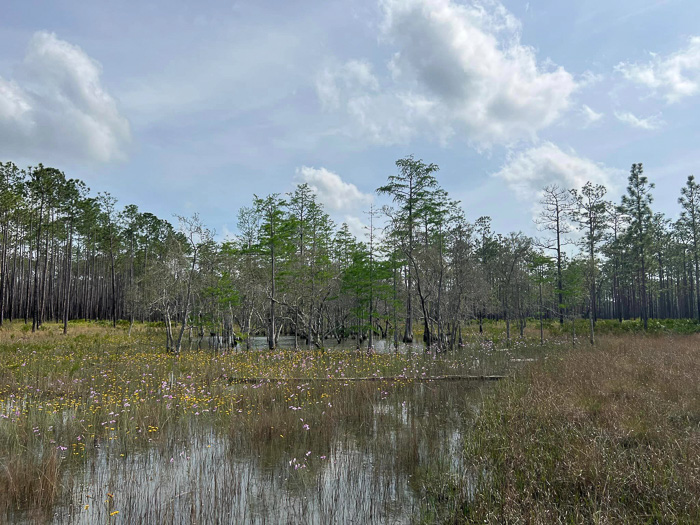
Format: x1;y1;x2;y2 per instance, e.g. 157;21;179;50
459;335;700;524
0;449;60;515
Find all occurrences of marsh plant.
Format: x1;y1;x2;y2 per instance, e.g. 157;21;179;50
0;321;528;523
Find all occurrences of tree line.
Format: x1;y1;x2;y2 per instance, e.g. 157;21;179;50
1;158;699;351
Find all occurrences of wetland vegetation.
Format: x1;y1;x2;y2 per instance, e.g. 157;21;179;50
0;322;698;523
0;320;514;523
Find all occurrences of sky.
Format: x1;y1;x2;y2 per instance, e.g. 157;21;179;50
1;0;700;240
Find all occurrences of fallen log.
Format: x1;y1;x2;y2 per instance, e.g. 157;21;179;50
227;374;506;384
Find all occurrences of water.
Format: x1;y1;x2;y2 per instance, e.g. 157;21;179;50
27;382;486;524
246;335;426;354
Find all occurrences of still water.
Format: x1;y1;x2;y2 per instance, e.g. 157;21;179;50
246;335;425;353
37;381;486;524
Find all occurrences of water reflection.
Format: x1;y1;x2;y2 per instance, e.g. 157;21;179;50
41;382;485;524
246;336;426;354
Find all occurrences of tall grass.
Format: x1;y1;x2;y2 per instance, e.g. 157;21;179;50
457;335;700;524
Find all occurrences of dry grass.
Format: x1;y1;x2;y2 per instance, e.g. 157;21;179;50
459;335;700;524
0;449;60;515
0;319;151;344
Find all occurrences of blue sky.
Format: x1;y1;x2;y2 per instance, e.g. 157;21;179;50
1;0;699;239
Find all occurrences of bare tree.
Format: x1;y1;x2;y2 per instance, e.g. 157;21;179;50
535;185;573;325
173;214;212;354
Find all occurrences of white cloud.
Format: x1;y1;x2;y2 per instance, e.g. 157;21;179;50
0;31;130;163
295;166;374;212
616;36;700;103
581;104;604;126
0;79;31;123
316;59;379;111
343;215;368;239
579;70;604;88
494;142;624;206
614;111;663;130
317;0;577;147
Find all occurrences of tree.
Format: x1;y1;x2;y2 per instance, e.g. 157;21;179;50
536;184;572;326
27;166;65;332
97;192;119;328
173;214;212;354
365;204;379;351
570;182;608;344
377;155;439;343
493;233;532;344
619;163;654;330
254;194;289;350
60;178;89;334
561;257;588;346
286;184;335;348
0;163;23;327
528;253;554;345
233;205;263;349
603;204;627;323
119;204;141;336
678;175;700;321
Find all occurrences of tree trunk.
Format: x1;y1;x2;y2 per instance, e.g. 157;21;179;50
31;200;44;332
63;225;73;334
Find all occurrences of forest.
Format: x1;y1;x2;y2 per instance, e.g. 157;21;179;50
1;156;699;350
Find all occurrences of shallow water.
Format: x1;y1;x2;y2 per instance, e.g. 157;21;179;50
22;381;486;524
246;335;425;354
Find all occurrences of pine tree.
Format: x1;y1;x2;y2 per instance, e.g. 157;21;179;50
570;182;608;344
619;163;654;330
678;175;700;320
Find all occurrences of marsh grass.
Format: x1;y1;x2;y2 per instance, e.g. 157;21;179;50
9;321;697;522
458;335;700;524
0;320;532;523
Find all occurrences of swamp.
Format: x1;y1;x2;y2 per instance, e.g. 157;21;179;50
0;322;698;524
2;109;700;524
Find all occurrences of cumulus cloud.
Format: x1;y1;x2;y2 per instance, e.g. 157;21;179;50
614;111;663;130
494;142;624;207
616;36;700;103
317;0;577;147
0;31;130;163
295;166;374;212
